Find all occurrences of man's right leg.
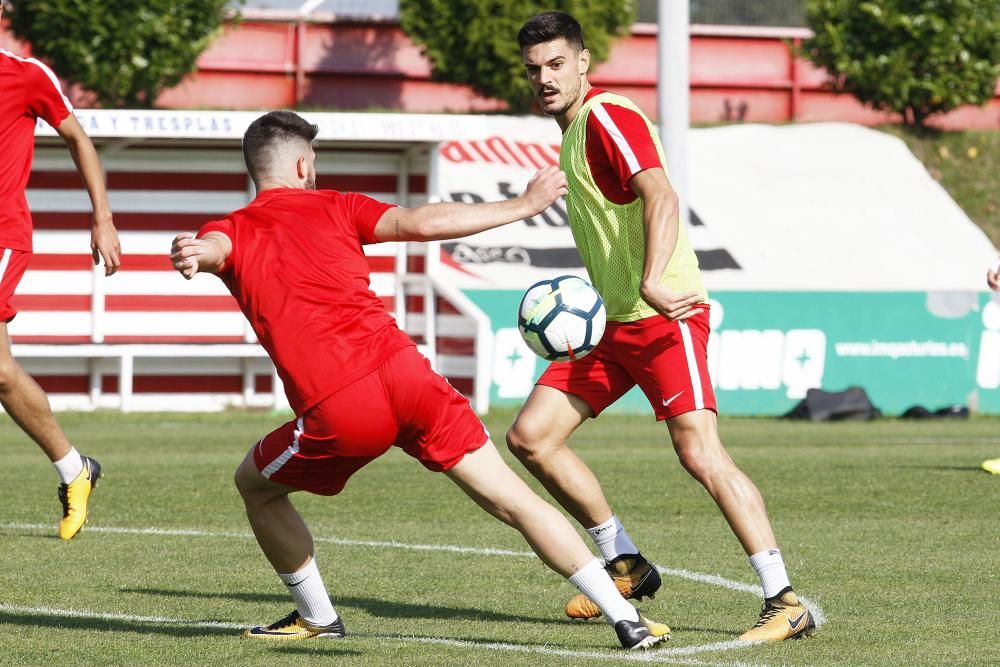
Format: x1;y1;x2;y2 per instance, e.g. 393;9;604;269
234;447;344;640
0;321;97;539
0;324;73;461
506;385;659;618
506;385;604;525
445;440;669;650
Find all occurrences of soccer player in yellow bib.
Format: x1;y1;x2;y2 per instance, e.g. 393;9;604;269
985;260;1000;475
506;11;815;642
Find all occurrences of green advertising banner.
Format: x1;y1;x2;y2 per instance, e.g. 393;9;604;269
466;290;999;416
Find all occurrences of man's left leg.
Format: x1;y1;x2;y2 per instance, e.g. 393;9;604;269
667;409;815;641
0;321;98;539
234;445;345;640
446;440;670;651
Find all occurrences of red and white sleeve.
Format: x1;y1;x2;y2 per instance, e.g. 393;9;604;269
586;102;663;189
24;58;73;129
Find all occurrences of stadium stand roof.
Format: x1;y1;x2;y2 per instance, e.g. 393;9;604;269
229;0;808;26
231;0;399;19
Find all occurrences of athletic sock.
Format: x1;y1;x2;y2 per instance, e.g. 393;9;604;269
278;555;339;626
585;515;639;562
569;558;640;624
748;548;792;600
53;447;84;485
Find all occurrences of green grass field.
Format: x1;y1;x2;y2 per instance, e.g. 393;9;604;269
2;411;998;666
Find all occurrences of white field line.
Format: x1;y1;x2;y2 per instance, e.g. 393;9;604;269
658;566;827;629
0;603;756;667
3;521;826;647
879;437;1000;444
0;603;246;630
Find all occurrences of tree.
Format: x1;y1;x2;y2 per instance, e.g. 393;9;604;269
801;0;1000;129
7;0;237;108
399;0;634;113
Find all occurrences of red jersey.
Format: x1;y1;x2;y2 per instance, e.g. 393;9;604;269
0;49;73;251
583;88;663;205
198;188;414;414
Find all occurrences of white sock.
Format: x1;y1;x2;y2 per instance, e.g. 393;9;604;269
53;447;84;484
278;555;339;626
569;558;640;624
585;515;639;562
749;548;792;599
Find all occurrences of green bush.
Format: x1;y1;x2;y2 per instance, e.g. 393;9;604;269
801;0;1000;128
7;0;237;108
399;0;634;113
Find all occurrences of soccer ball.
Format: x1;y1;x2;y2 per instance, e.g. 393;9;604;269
517;275;606;361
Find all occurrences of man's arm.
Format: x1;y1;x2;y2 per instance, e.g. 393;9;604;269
372;165;566;242
631;167;703;321
55;114;121;276
988;258;1000;291
170;232;232;279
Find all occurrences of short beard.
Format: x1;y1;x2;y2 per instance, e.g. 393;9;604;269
542;83;579;118
544;101;572;118
305;177;317;190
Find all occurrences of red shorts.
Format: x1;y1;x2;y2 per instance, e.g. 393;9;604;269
253;345;489;496
0;249;30;323
537;307;717;420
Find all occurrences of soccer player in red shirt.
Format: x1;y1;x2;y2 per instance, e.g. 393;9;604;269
0;3;121;540
169;110;672;650
507;12;815;641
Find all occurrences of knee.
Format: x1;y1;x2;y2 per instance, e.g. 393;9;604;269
485;488;541;530
505;419;548;464
0;358;22;392
672;430;727;481
233;457;258;501
233;467;249;499
485;496;521;528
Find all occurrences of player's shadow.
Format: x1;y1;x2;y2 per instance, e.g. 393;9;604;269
122;587;568;626
121;586;286;605
0;609;234;638
269;645;363;658
0;525;64;540
889;465;986;472
665;623;740;637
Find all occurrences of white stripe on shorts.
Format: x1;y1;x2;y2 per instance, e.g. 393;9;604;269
261;416;303;479
678;321;705;410
0;249;12;281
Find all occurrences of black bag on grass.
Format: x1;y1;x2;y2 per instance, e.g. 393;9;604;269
782;387;880;422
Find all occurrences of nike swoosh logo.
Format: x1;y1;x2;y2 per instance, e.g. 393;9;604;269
662;391;684;407
787;611;809;631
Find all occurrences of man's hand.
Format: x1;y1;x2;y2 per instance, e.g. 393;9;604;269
170;232;204;279
90;212;121;276
640;281;704;321
988;258;1000;291
519;165;568;217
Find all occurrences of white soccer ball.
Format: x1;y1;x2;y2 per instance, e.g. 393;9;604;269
517;275;606;361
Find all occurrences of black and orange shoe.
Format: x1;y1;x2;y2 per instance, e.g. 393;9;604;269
614;614;671;650
565;553;662;619
242;610;346;641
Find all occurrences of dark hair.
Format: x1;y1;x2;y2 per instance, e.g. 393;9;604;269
517;11;585;51
242;110;319;182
